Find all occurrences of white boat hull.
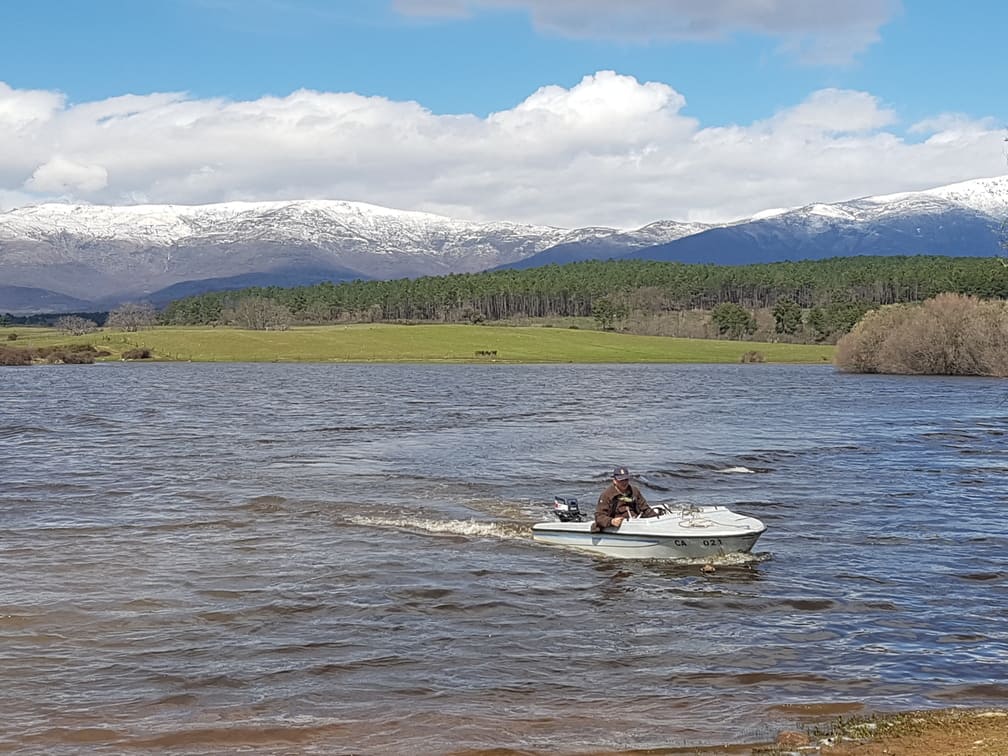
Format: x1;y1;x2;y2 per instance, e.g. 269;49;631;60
531;505;766;560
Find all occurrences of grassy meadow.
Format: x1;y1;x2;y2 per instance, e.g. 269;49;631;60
1;323;836;364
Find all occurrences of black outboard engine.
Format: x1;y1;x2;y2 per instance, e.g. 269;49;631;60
552;496;584;522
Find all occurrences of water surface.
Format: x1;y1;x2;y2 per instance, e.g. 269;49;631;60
1;363;1006;753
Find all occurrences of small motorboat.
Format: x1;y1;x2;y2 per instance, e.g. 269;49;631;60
531;496;766;560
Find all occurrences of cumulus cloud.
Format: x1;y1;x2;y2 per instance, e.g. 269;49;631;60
0;73;1002;227
0;81;64;130
26;156;109;194
394;0;902;63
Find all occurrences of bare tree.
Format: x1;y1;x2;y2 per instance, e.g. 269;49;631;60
223;296;292;330
54;315;98;335
107;301;158;332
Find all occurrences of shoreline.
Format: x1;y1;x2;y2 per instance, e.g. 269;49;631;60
756;708;1008;755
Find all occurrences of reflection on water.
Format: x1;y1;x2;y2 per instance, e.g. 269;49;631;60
1;363;1006;753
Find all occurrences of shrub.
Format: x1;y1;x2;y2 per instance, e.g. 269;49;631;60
6;332;17;341
740;350;765;363
834;305;906;373
122;347;153;360
835;293;1008;376
460;306;486;324
0;343;107;366
36;344;98;358
37;347;94;364
0;346;32;365
55;350;96;364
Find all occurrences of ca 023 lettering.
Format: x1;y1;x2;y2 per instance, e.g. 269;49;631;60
672;538;723;547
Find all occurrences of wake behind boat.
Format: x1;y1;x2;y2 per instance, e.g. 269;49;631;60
532;497;766;560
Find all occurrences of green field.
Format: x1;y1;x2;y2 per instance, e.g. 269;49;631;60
1;324;836;364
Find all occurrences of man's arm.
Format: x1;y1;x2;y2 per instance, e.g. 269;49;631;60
595;492;621;528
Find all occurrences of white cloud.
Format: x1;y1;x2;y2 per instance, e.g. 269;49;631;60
26;156;109;194
394;0;902;63
0;73;1002;229
0;82;64;130
508;71;687;124
761;89;897;135
909;112;998;138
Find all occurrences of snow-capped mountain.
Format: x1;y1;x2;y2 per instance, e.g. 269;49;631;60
1;175;1006;314
624;175;1008;266
0;199;573;272
494;219;714;271
0;200;571;312
0;199;695;313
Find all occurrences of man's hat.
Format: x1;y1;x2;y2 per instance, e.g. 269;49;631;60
612;466;630;481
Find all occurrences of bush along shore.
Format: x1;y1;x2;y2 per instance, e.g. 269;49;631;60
0;343;111;365
835;293;1008;377
0;342;156;365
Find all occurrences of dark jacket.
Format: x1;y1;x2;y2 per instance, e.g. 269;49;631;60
592;483;657;532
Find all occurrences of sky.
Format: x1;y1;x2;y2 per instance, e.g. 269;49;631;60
1;0;1006;229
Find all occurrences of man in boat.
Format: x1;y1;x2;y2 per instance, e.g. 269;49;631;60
591;466;659;532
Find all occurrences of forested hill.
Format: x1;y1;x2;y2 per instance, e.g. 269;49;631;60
160;255;1006;326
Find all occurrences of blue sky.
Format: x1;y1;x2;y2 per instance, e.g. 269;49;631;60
1;0;1005;228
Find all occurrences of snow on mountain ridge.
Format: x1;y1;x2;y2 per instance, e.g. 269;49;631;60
764;175;1008;230
632;220;713;243
865;175;1008;217
806;203;856;220
2;174;1005;248
0;199;572;252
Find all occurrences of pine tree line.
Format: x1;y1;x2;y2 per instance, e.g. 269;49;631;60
161;255;1007;329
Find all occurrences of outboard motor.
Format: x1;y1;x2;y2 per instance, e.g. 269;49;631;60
552;496;584;522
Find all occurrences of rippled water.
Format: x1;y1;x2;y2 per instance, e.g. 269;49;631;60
2;362;1006;754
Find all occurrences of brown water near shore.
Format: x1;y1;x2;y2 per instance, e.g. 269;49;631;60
15;709;1008;754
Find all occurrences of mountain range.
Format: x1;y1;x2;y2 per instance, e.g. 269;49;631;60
1;175;1006;314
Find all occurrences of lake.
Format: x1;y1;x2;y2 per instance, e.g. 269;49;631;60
1;362;1005;754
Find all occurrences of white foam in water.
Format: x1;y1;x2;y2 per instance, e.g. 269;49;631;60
638;550;772;568
347;514;526;540
718;466;756;474
705;550;772;567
